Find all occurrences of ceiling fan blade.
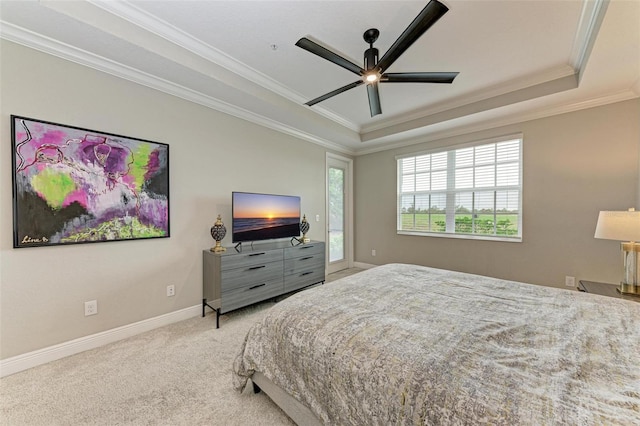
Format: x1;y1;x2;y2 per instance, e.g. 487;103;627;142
296;37;364;76
376;0;449;73
381;72;458;83
366;82;382;117
305;80;364;106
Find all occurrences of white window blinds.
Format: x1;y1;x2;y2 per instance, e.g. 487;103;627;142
397;136;522;241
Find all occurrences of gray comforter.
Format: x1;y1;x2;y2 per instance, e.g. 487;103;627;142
233;263;640;425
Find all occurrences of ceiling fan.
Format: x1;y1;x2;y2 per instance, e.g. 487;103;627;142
295;0;458;117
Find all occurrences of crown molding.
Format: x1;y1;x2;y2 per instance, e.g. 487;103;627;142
360;73;579;143
1;0;631;158
362;0;607;136
0;22;354;156
92;0;612;139
3;19;632;159
354;88;638;156
570;0;609;82
88;0;360;133
362;65;575;135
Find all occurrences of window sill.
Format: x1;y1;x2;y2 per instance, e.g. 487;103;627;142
397;230;522;243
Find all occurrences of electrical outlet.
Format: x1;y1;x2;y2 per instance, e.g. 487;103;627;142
565;276;576;287
371;249;376;257
167;285;175;297
315;214;320;222
84;300;98;316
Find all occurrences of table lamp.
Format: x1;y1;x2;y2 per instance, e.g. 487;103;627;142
594;208;640;294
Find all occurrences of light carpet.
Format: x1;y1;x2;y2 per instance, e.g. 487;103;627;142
0;268;364;425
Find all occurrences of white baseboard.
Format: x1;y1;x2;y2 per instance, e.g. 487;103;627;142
0;304;202;378
353;261;377;269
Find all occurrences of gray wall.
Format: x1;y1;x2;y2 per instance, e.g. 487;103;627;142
354;99;640;288
2;39;639;362
0;41;334;359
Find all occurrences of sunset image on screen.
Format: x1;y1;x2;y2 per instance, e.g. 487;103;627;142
233;193;299;219
232;192;301;242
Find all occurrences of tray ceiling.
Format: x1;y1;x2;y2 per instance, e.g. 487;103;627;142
1;0;638;154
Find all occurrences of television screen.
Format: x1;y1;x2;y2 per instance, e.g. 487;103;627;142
232;192;301;243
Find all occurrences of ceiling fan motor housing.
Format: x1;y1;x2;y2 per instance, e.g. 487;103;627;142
364;47;379;71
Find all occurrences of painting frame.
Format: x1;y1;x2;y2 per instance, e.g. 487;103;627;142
11;115;170;248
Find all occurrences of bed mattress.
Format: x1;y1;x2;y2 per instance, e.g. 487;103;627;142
233;263;640;425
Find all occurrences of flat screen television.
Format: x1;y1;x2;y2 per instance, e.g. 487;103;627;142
232;192;301;243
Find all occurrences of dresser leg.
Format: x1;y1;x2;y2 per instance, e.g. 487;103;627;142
202;299;221;328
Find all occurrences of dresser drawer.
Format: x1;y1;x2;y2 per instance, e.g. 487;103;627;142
221;278;283;313
284;254;324;275
284;268;325;293
220;249;283;270
221;260;283;293
284;242;324;259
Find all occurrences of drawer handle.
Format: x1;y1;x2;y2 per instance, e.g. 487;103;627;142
300;271;313;276
300;256;313;261
248;265;266;270
248;283;266;290
248;252;266;257
299;245;314;249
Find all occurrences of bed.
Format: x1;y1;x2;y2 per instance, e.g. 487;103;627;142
232;263;640;425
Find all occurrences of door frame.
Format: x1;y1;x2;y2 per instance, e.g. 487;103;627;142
326;153;353;274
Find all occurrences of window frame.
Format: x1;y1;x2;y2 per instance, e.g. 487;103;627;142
396;134;523;243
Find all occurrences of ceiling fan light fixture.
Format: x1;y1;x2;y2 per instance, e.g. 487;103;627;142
365;73;379;82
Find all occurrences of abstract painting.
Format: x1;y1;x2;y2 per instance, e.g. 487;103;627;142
11;116;170;248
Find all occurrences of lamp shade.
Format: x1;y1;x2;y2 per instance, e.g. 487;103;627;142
594;209;640;242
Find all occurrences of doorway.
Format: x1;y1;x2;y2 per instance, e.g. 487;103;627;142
326;153;353;274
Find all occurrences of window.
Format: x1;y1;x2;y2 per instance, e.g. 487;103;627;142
397;135;522;241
